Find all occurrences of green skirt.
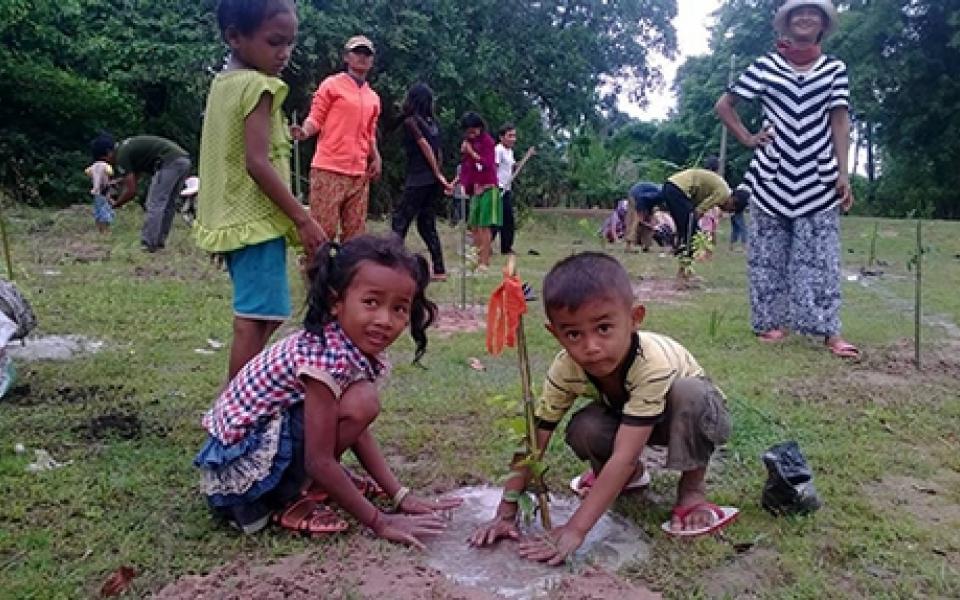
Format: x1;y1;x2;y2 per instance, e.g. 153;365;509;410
468;187;502;227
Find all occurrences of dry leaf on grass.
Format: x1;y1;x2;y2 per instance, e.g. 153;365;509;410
100;566;136;597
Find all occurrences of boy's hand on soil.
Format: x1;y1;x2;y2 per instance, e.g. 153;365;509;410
516;525;584;566
375;513;448;550
400;493;463;515
467;516;520;547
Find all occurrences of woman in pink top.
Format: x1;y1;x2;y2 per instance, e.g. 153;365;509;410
457;112;501;270
292;35;382;242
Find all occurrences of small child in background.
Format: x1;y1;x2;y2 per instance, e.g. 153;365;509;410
85;134;117;234
196;235;461;541
600;200;629;245
697;206;722;260
730;185;750;251
470;252;737;562
196;0;323;379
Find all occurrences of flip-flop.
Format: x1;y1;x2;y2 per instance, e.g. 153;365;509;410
273;496;348;537
661;502;739;538
826;339;860;359
569;467;651;498
757;329;788;343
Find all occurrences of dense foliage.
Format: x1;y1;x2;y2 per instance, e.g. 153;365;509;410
0;0;677;211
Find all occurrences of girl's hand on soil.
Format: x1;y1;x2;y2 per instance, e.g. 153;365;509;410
399;493;463;515
374;513;448;550
516;525;584;566
467;516;520;547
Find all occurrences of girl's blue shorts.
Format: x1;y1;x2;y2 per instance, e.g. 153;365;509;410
224;237;291;321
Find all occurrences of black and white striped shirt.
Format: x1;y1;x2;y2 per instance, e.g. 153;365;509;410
730;53;850;218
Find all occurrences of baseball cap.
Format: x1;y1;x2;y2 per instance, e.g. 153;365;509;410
344;35;375;54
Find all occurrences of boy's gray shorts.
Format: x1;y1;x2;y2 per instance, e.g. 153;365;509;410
565;376;731;473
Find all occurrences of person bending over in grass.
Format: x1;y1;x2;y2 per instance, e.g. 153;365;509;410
196;235;461;543
470;252;738;562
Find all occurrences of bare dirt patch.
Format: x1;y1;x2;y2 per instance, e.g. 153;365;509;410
632;276;700;306
62;241;111;263
782;339;960;407
863;339;960;379
433;304;486;338
154;535;659;600
698;546;784;599
865;472;960;529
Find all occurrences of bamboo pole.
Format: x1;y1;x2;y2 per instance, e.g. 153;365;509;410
292;110;303;203
915;218;922;369
507;255;551;529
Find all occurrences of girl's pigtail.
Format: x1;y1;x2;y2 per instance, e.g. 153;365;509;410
303;241;340;334
408;254;437;363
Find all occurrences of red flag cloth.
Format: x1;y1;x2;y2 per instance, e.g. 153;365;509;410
486;274;527;355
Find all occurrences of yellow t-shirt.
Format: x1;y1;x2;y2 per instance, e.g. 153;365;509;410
194;69;299;253
534;332;708;427
667;168;731;214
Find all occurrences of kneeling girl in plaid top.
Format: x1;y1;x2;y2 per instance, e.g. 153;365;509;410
195;235;461;543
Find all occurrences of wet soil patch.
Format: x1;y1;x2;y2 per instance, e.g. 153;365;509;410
2;383;130;407
74;412;143;441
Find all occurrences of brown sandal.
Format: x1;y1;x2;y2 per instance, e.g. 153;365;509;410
273;497;348;537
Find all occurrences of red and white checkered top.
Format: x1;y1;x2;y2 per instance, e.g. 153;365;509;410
202;322;388;444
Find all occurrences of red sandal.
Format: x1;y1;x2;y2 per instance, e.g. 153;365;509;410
273;496;348;537
661;502;739;538
757;329;788;343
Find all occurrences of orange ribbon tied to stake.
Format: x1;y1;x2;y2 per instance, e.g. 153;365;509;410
486;260;528;356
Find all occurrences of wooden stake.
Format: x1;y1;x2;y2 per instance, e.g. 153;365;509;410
507;255;551;529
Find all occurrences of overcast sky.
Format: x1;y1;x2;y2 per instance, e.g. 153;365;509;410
621;0;724;120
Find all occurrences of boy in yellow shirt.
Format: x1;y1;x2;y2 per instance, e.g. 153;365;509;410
470;252;738;562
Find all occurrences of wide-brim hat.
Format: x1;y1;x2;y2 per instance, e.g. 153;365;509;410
773;0;838;39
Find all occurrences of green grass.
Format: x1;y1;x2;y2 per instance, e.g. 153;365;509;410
0;204;958;598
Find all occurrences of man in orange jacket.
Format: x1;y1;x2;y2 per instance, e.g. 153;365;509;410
293;35;382;242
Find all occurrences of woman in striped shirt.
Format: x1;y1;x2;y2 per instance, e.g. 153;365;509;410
715;0;859;359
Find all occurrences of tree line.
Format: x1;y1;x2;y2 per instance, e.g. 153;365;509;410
2;0;958;219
